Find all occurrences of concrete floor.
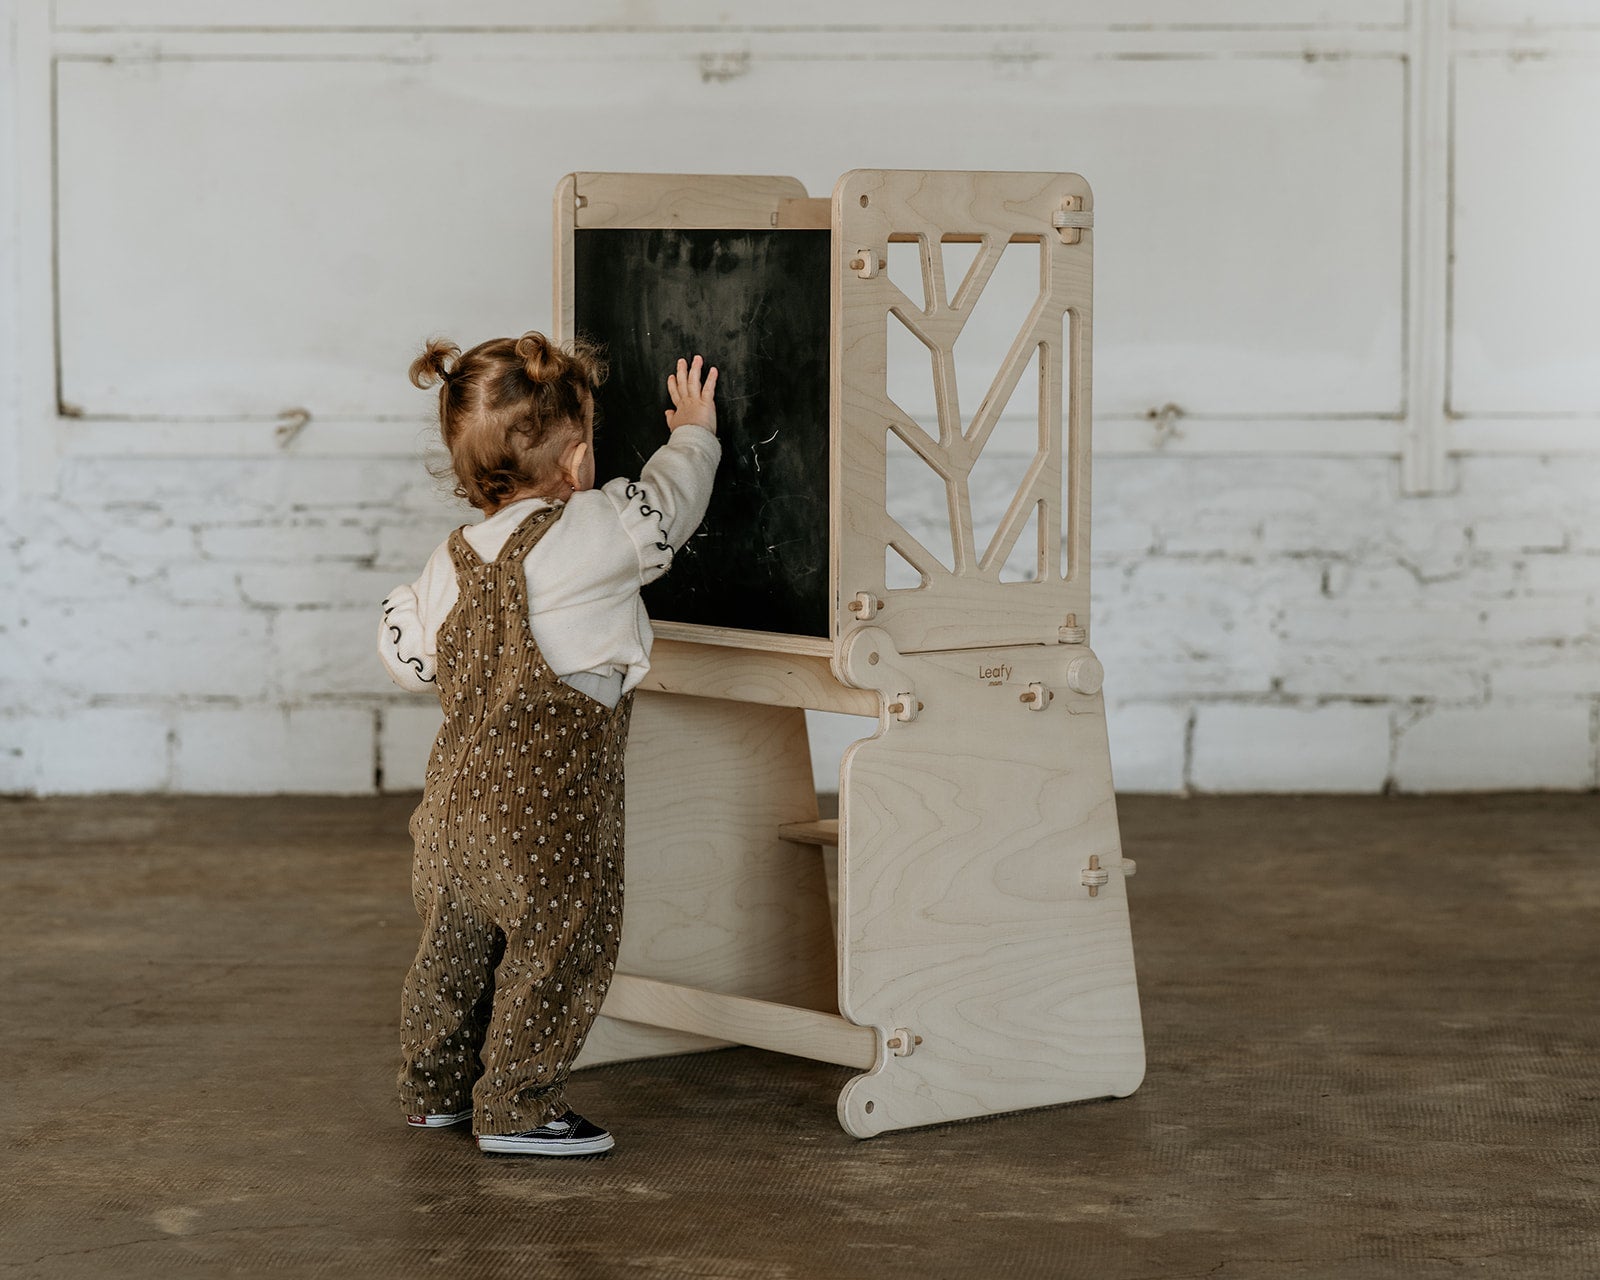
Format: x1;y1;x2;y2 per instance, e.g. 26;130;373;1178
1;794;1596;1279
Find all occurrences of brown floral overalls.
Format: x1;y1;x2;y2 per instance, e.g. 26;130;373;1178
398;505;632;1135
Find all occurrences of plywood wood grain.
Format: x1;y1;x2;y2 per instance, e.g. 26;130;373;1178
578;691;837;1068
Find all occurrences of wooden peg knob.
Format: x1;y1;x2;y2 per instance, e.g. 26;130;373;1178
1066;656;1104;696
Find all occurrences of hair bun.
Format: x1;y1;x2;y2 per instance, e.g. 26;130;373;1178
410;338;460;390
514;331;567;382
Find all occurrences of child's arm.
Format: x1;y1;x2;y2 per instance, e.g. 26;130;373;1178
606;354;720;583
601;423;721;586
377;587;436;691
526;354;721;624
376;542;455;691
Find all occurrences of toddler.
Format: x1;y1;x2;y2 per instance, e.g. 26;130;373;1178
379;330;719;1156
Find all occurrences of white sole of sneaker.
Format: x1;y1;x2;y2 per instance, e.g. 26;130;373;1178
407;1110;473;1128
476;1132;615;1156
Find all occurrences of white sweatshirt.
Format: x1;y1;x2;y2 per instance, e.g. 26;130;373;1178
378;425;720;708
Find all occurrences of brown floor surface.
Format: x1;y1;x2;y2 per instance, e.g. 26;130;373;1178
1;793;1596;1279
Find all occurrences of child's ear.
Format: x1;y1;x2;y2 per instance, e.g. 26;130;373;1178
561;438;590;488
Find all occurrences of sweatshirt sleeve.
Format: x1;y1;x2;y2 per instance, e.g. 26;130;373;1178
516;426;719;691
599;424;721;585
377;539;458;693
377;585;436;691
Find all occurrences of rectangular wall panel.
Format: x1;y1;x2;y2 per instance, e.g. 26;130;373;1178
57;59;578;419
1454;1;1600;27
53;2;1407;31
1452;56;1600;414
56;49;1404;423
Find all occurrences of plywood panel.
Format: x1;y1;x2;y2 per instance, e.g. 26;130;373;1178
833;169;1092;654
1452;56;1600;414
577;691;837;1068
833;631;1143;1136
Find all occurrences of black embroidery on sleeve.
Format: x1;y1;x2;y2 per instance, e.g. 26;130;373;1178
384;602;435;683
625;481;674;566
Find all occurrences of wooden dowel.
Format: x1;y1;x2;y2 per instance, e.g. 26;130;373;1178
602;974;878;1070
777;818;840;847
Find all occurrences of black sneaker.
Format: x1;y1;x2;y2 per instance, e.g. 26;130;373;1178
477;1111;615;1156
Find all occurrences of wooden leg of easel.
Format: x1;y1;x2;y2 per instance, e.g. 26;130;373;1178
576;691;837;1069
603;974;876;1069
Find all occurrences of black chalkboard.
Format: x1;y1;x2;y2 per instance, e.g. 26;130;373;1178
574;227;832;639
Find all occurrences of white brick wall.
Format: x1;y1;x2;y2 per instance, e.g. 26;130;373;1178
3;6;1598;796
1190;704;1392;794
1096;455;1600;792
172;706;376;794
1105;703;1188;795
1394;704;1594;792
378;703;444;793
6;448;1593;795
6;707;171;795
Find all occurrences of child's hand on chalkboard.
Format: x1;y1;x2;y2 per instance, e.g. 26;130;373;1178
665;354;718;436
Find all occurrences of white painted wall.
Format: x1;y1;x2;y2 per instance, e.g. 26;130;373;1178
2;0;1597;795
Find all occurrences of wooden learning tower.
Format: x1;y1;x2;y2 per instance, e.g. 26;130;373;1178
557;169;1143;1139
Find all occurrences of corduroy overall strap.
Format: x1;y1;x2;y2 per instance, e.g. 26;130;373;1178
444;502;563;577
